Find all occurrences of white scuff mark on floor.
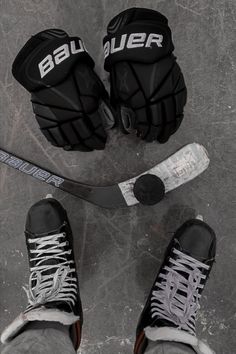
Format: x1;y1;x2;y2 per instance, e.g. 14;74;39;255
175;0;203;16
77;336;133;353
219;323;228;330
198;309;230;336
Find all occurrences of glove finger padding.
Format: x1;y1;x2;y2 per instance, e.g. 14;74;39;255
12;29;115;151
103;8;187;143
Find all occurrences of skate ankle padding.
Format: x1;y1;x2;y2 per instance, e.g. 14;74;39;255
1;307;80;344
144;327;215;354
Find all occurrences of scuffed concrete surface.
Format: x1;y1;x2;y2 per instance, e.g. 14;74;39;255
0;0;235;353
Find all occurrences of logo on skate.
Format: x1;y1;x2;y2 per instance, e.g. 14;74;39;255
0;150;64;187
104;33;163;59
38;39;86;78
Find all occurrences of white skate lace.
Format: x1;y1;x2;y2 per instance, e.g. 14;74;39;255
151;248;210;335
23;232;77;309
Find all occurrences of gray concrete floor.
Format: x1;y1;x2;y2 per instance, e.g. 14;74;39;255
0;0;235;353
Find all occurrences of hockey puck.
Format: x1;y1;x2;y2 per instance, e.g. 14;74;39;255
133;174;165;205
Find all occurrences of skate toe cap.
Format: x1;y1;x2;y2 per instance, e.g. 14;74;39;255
175;219;216;262
25;198;67;235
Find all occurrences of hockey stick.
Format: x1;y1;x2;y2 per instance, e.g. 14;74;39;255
0;143;209;208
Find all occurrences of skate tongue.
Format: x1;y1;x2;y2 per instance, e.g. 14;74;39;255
151;318;177;329
42;259;60;274
181;248;209;264
174;240;210;266
44;300;72;314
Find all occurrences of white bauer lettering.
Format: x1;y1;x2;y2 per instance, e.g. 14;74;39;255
46;175;65;187
104;33;163;59
104;41;110;59
0;151;9;162
19;163;38;175
71;39;85;54
127;33;146;48
111;34;127;53
6;157;23;169
0;150;65;188
38;55;54;78
53;44;70;65
145;34;163;48
33;169;51;181
38;40;86;78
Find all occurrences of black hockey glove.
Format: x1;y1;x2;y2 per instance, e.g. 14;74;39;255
103;8;187;143
12;29;115;151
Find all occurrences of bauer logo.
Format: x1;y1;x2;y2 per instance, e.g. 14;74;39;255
38;39;86;78
0;150;64;188
104;33;163;59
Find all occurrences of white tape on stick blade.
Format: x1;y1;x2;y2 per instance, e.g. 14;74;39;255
118;143;210;206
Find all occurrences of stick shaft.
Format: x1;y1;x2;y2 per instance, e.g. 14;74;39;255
0;149;65;187
0;149;92;199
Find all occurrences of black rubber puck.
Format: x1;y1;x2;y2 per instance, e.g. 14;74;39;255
133;174;165;205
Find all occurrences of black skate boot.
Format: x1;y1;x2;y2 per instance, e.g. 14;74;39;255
134;218;216;354
1;197;82;350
